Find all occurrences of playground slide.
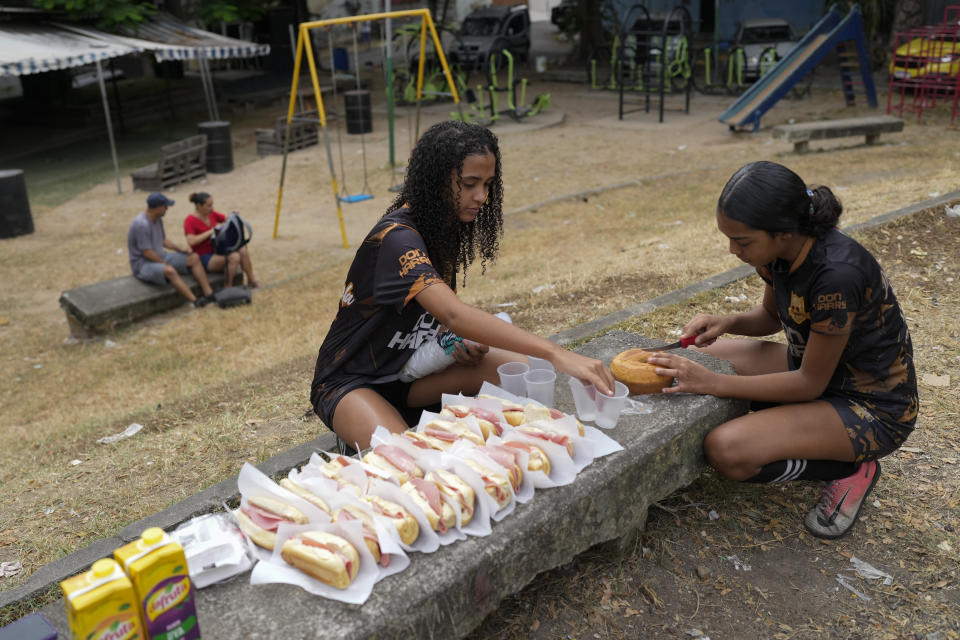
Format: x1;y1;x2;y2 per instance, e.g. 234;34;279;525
719;5;877;130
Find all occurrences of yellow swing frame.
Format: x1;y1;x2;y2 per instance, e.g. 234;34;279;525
271;9;461;248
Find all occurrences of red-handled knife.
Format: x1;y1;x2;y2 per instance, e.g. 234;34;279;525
646;335;700;352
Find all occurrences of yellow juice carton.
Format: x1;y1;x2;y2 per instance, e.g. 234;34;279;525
114;527;201;640
60;557;144;640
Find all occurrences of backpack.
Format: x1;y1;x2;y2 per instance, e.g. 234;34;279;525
214;286;252;308
212;212;252;255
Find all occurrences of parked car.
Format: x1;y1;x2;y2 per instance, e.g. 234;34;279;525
450;5;530;72
889;32;960;80
734;18;799;81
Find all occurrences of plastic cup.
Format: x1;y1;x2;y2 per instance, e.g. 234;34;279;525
497;361;530;396
594;381;629;429
527;356;555;372
567;377;598;422
523;368;556;407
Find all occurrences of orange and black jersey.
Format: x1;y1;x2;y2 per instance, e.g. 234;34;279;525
311;209;449;421
757;228;917;427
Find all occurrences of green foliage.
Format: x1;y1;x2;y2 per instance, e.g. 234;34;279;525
31;0;156;29
192;0;268;26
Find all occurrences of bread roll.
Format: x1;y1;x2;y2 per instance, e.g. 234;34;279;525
281;530;359;589
610;348;675;395
362;494;420;545
279;478;330;513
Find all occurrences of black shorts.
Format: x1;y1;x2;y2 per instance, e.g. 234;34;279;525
312;377;440;454
824;394;916;462
750;395;916;462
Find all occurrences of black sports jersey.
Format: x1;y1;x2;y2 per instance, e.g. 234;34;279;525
757;229;918;427
311;208;449;417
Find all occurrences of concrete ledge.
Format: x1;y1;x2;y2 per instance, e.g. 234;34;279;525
59;271;235;337
0;432;337;613
37;331;745;639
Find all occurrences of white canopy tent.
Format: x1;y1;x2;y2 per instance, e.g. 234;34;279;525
0;15;270;193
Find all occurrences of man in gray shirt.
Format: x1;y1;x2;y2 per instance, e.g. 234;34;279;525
128;192;215;307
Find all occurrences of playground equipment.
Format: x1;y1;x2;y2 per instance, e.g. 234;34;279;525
690;45;747;94
452;47;551;125
272;9;460;247
691;44;814;99
616;5;693;122
391;22;467;106
585;4;693;122
718;4;877;131
887;5;960;125
342;24;373;203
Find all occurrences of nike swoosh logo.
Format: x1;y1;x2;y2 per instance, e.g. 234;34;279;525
824;488;851;524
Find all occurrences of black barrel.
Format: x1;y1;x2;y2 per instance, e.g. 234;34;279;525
0;169;34;239
344;90;372;134
197;121;234;173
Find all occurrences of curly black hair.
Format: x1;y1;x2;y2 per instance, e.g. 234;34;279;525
387;121;504;287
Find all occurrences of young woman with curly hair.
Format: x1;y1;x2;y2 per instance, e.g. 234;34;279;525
648;161;917;539
311;121;614;453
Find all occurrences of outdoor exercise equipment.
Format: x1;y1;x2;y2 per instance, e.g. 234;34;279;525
614;4;694;123
719;4;876;131
454;47;549;124
272;9;460;247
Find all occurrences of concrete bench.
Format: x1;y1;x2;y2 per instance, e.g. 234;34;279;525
131;134;208;191
255;111;320;156
27;330;745;638
771;115;905;153
59;271;235;337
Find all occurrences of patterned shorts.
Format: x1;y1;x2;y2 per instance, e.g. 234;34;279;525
823;394;917;462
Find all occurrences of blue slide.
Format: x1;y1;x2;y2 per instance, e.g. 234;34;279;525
719;4;877;131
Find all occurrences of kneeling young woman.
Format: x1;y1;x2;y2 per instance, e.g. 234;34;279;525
311;121;614;454
648;161;917;539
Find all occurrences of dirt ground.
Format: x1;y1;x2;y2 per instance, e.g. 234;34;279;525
1;70;959;635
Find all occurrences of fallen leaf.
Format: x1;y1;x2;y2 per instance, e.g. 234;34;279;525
921;373;950;387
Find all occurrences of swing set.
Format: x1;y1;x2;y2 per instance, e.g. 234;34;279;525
271;9;461;248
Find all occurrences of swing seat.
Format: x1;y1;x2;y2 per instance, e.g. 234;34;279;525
341;193;374;203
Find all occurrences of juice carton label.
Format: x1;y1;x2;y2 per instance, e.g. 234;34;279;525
61;559;144;640
143;576;200;640
115;529;201;640
86;614;141;640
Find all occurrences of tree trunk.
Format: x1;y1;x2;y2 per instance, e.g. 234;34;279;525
889;0;924;45
578;0;608;60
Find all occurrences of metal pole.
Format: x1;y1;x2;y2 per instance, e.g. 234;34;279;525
198;53;215;121
385;0;395;171
304;26;349;249
205;56;221;121
415;15;427;141
329;29;349;198
95;58;122;195
273;29;305;239
289;23;306;113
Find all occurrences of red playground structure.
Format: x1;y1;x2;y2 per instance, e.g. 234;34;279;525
887;5;960;124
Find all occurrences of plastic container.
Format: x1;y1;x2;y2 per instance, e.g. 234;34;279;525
114;527;201;640
398;331;463;382
61;558;145;640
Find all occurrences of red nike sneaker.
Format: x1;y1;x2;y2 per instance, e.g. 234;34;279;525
804;460;881;539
